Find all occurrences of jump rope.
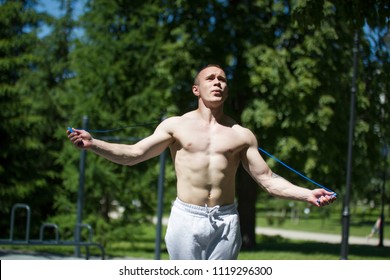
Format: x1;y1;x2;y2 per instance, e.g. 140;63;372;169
68;122;337;204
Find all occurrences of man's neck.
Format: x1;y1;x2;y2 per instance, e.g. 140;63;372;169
197;102;224;124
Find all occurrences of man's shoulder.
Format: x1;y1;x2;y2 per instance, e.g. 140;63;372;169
157;114;193;131
227;118;252;134
162;114;192;124
164;111;199;124
181;110;198;119
228;121;258;144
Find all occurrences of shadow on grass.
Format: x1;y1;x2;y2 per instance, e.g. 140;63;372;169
104;224;390;260
240;235;390;259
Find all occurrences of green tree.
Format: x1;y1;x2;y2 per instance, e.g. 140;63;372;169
2;0;388;255
293;0;390;216
0;0;56;237
160;0;389;248
60;0;389;249
56;0;179;243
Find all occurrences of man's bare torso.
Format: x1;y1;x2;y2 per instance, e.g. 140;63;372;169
165;111;251;207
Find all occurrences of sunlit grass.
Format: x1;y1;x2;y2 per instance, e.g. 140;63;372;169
3;219;389;260
2;207;389;260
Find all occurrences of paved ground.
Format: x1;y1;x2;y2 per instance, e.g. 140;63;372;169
255;226;390;246
0;249;138;260
1;227;388;260
0;249;86;260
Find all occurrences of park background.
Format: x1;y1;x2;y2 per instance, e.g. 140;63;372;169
0;0;389;260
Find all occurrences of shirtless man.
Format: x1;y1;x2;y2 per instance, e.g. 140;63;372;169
67;64;336;260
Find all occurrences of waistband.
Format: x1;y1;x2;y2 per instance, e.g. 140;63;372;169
173;197;237;217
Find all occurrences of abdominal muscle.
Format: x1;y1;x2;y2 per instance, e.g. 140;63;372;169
174;151;239;207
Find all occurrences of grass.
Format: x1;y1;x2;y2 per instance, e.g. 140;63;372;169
238;235;390;260
2;218;389;260
256;201;390;239
103;223;390;260
1;207;389;260
256;215;390;238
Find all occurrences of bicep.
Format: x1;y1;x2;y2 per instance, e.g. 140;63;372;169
130;122;174;163
240;133;272;182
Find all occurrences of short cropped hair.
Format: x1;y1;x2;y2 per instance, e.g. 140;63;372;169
193;64;224;85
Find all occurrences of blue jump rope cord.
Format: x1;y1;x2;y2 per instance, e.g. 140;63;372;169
258;147;336;196
74;122;160;133
68;123;336;196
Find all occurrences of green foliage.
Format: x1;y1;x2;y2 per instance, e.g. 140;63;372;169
1;0;389;252
0;0;59;234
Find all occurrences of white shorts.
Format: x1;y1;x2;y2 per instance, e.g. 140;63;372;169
165;198;242;260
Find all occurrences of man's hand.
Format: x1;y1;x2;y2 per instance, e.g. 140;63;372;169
310;189;337;207
67;128;92;148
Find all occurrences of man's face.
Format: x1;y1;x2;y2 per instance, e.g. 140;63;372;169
192;66;228;106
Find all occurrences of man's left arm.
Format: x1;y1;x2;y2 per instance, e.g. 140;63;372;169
240;129;336;207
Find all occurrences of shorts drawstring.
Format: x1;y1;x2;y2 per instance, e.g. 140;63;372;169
173;198;237;239
205;204;220;226
166;198;242;260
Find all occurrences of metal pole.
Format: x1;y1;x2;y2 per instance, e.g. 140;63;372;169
340;30;359;260
378;30;390;248
154;149;167;260
75;115;88;257
379;145;388;247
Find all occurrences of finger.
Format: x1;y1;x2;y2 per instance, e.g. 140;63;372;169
69;134;78;142
317;196;332;207
326;194;337;202
316;197;323;207
75;138;84;147
323;197;335;206
323;190;336;196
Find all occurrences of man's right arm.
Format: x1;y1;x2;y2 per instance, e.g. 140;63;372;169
67;119;174;166
239;128;336;207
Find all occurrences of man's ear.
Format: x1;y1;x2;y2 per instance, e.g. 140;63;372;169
192;85;200;96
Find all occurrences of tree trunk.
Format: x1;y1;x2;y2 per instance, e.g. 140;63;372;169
236;165;258;250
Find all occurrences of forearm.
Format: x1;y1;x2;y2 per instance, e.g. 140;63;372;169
259;173;311;202
243;145;335;206
90;139;142;166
